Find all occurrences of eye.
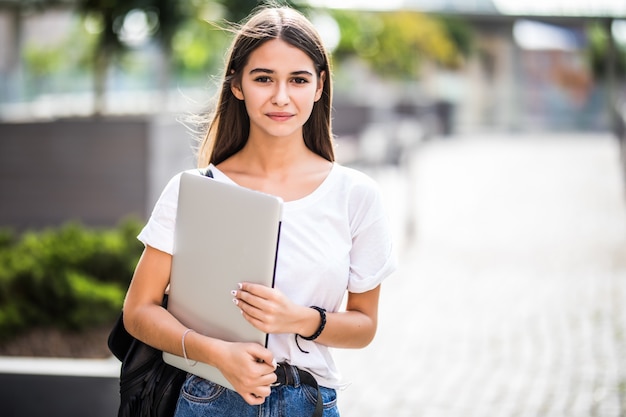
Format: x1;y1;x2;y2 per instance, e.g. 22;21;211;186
292;77;309;84
254;76;272;83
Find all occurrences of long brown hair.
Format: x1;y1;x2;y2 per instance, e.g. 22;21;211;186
196;6;334;167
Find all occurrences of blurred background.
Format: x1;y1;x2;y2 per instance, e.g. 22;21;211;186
0;0;625;226
1;0;481;229
1;0;626;416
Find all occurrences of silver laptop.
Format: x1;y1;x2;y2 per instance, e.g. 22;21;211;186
163;171;283;390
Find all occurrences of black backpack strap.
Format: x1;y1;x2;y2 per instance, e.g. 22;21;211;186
200;167;214;178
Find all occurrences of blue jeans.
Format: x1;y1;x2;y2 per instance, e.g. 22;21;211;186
174;372;340;417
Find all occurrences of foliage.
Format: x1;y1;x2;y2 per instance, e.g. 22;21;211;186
14;1;474;104
0;219;144;340
21;17;97;98
586;21;626;79
438;14;475;59
68;0;308;111
171;0;310;83
171;15;231;81
23;43;64;78
330;9;474;79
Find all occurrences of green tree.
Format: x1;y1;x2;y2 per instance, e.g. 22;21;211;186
72;0;307;113
331;9;473;79
0;0;77;102
3;0;314;113
171;14;230;83
170;1;310;85
77;1;127;114
76;0;192;113
587;20;626;80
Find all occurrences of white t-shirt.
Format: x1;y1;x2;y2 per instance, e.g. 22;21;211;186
137;163;397;389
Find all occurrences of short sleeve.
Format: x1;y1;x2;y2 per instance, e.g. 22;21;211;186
346;176;398;293
137;172;183;254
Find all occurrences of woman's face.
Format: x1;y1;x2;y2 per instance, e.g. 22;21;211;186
231;38;324;142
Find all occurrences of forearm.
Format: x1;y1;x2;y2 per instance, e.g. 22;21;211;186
233;283;382;349
124;245;276;404
125;296;276;405
314;309;377;349
295;286;381;349
123;301;226;367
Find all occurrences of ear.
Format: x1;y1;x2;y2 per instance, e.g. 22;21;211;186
231;81;244;101
229;69;244;100
314;71;326;102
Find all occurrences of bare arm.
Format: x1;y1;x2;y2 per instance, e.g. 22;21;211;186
123;245;277;404
314;286;380;349
234;283;381;349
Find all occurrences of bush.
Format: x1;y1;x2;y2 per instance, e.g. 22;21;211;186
0;218;144;340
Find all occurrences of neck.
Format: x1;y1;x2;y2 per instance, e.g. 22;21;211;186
239;135;312;176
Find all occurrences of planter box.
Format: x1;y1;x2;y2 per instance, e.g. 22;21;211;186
0;356;120;417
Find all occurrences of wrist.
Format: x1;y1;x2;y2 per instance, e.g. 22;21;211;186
295;306;326;353
296;305;320;337
189;333;228;368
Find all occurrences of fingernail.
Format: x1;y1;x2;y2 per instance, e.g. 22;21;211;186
232;298;239;305
237;282;243;289
272;358;277;368
230;290;237;296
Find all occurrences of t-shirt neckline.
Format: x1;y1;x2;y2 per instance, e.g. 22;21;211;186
208;163;337;210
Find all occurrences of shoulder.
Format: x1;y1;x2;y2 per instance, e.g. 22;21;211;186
331;164;382;198
328;164;388;225
156;168;209;205
165;167;205;188
332;163;377;186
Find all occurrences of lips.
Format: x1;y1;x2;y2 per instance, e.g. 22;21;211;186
266;112;294;122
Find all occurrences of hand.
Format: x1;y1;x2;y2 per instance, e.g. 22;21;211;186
232;282;306;335
217;341;277;405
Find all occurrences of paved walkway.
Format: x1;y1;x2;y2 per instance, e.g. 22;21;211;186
334;132;626;417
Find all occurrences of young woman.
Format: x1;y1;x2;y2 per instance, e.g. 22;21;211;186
122;5;397;417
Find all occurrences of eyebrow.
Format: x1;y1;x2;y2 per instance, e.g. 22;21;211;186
249;68;314;77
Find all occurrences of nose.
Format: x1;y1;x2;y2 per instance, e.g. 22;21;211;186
271;82;289;106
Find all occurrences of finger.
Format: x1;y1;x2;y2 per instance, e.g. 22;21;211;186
241;309;274;334
259;367;278;385
256;350;277;370
235;296;264;322
240;376;272;405
243;392;267;405
248;345;276;369
240;303;263;321
234;289;263;309
232;294;266;328
233;288;267;313
238;282;272;299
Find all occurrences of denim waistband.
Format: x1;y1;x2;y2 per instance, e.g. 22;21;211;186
272;362;322;417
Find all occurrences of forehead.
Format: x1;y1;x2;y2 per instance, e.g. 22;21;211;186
245;39;315;72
